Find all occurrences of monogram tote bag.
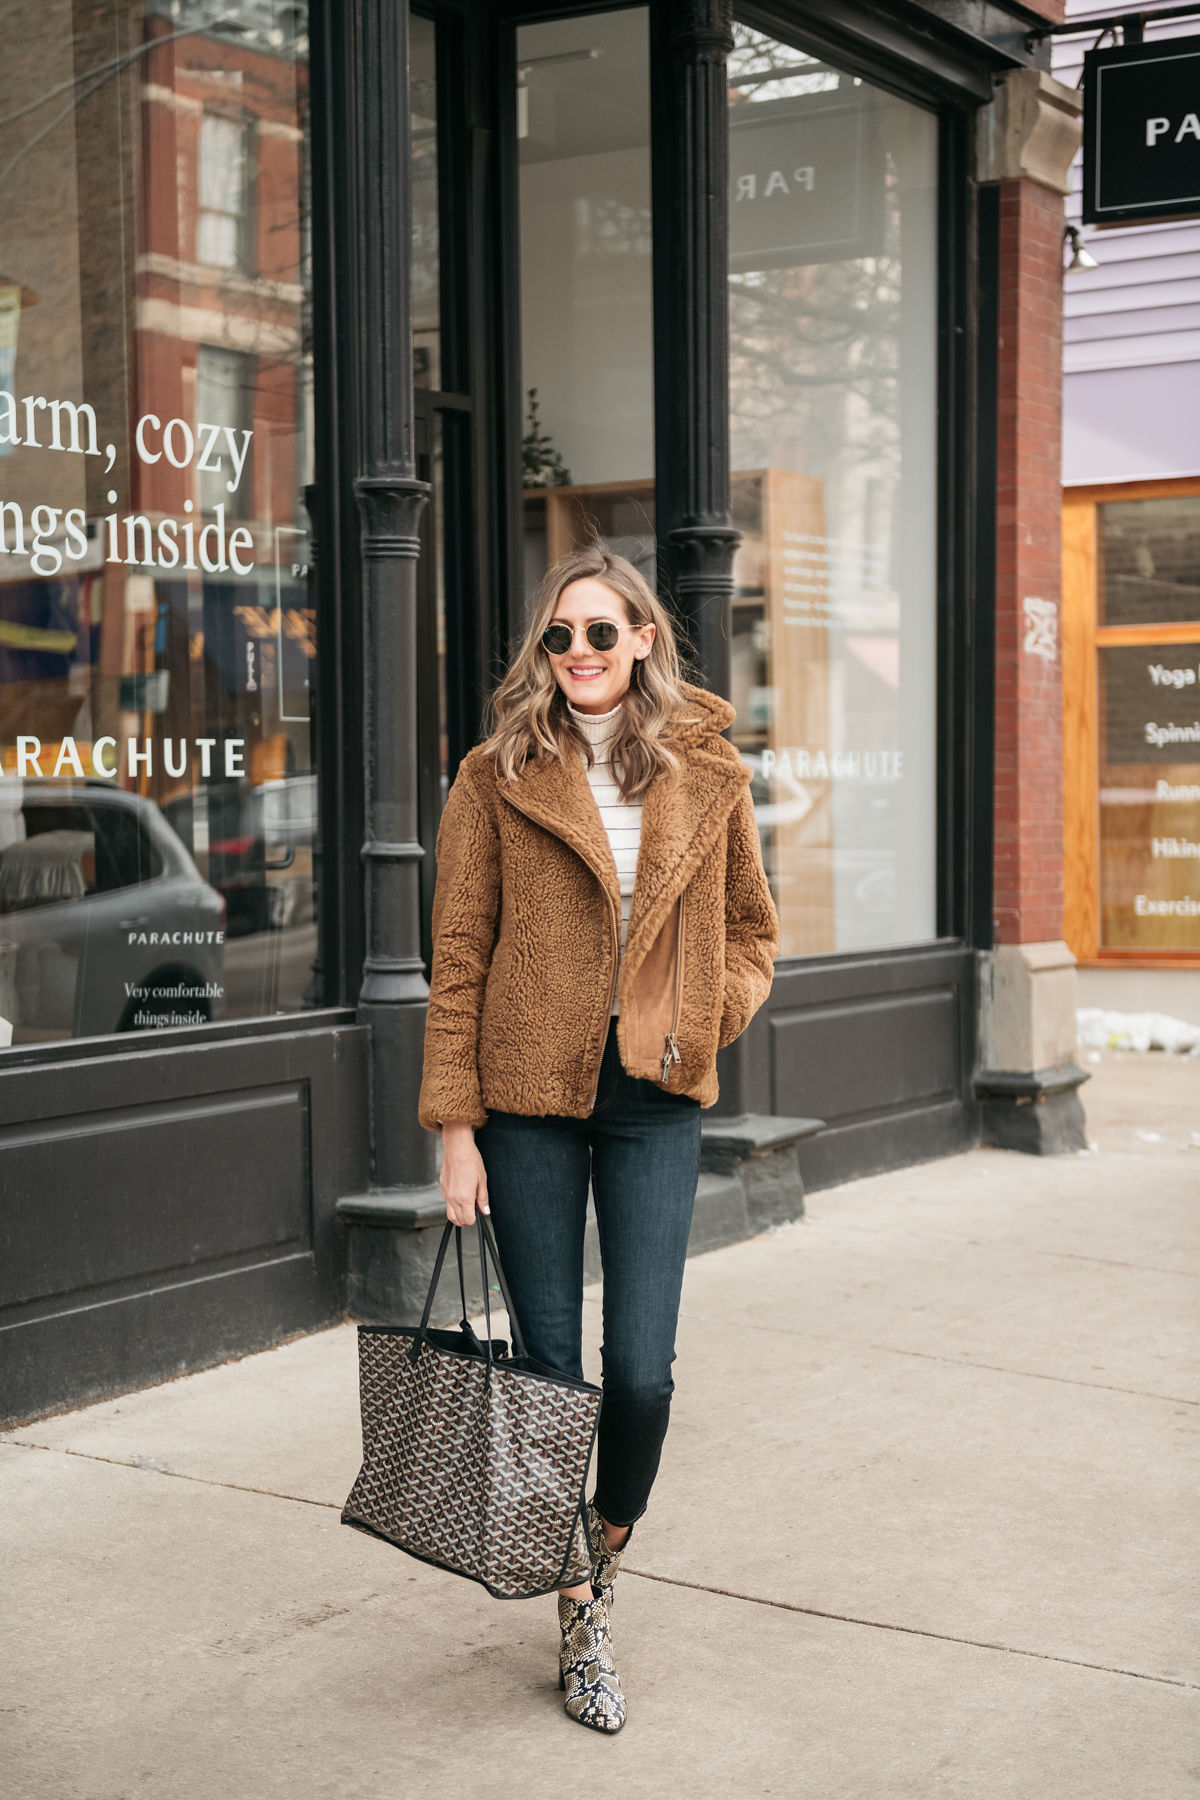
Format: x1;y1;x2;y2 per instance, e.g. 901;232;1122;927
341;1215;602;1599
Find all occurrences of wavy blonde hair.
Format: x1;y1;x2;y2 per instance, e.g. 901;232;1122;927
479;546;701;801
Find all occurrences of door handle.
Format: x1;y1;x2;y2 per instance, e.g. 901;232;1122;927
118;916;149;929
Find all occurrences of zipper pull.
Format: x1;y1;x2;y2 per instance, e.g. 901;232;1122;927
660;1033;682;1084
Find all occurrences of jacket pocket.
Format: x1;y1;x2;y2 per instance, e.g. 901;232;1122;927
622;892;683;1082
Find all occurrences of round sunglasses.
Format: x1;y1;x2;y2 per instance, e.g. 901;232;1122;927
540;620;640;656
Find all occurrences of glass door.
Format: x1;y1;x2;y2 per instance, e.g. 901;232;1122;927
516;8;655;618
727;21;939;958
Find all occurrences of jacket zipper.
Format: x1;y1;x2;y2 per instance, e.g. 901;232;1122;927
660;891;685;1086
585;889;621;1112
497;785;620;1114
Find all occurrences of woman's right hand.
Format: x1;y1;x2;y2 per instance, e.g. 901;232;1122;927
439;1121;490;1226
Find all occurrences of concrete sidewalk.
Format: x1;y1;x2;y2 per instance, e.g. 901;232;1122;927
4;1046;1197;1799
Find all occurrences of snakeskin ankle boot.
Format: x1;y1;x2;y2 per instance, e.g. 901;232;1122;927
557;1589;627;1734
586;1499;634;1616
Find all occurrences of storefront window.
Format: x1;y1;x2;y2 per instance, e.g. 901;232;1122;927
1097;496;1200;949
517;8;654;603
727;23;938;957
0;1;315;1049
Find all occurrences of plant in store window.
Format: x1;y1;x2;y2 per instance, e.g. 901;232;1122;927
522;387;571;488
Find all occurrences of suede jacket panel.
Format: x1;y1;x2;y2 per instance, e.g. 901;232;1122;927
417;680;780;1131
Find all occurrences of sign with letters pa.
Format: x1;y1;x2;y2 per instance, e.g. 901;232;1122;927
1082;35;1200;226
729;91;884;270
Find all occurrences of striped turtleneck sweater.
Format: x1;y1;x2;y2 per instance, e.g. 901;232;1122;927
567;699;643;1016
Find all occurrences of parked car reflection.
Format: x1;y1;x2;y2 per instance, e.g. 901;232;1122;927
0;779;225;1043
206;773;317;936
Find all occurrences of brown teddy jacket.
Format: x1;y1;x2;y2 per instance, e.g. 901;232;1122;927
417;679;780;1131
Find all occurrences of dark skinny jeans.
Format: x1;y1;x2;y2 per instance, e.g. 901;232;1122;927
474;1014;701;1528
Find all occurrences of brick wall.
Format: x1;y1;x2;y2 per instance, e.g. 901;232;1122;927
993;177;1068;946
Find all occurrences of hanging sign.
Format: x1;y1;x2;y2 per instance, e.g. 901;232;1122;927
1082;35;1200;226
729;91;884;270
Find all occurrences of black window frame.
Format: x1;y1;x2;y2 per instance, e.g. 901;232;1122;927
482;0;993;959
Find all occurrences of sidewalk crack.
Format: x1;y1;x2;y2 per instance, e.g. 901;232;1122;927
803;1217;1200;1280
6;1443;1191;1691
679;1313;1199;1407
623;1568;1197;1690
862;1344;1199;1406
2;1439;342;1510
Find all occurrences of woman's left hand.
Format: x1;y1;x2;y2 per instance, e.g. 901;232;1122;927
439;1122;491;1226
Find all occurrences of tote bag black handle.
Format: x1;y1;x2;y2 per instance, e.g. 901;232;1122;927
408;1215;528;1367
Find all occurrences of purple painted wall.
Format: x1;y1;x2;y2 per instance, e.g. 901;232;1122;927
1055;6;1200;485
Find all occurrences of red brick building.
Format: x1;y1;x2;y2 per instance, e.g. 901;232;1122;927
977;64;1088;1150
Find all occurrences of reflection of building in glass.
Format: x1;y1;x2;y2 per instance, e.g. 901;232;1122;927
727;24;936;957
0;1;314;1045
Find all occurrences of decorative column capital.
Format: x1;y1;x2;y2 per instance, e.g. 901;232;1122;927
668;522;742;592
669;0;733;57
354;473;430;553
976;68;1083;195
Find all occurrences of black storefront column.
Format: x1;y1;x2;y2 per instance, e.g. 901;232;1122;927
351;0;434;1190
655;0;741;699
653;0;820;1177
655;0;750;1116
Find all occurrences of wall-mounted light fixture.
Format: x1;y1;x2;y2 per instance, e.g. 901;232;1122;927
1064;225;1099;271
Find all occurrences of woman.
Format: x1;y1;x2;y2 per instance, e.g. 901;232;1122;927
417;546;778;1734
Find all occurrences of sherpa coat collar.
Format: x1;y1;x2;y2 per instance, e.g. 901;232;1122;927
494;682;749;984
417;678;779;1128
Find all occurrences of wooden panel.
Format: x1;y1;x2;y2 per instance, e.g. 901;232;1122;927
0;1021;369;1427
1076;954;1200;969
530;478;657;569
2;1259;325;1435
0;1086;310;1309
1096;622;1200;645
763;468;833;955
773;984;962;1120
1064;479;1200;967
545;488;572;566
1062;494;1099;959
798;1097;976;1191
765;944;977;1189
1065;477;1200;506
